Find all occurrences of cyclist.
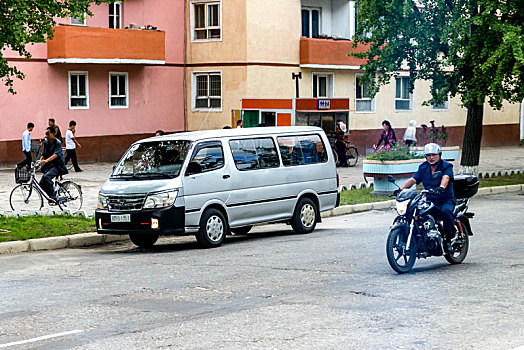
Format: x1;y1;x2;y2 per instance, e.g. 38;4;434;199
39;126;68;202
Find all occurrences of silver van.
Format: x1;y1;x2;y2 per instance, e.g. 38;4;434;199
95;126;339;248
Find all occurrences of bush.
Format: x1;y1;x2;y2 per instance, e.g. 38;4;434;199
366;140;424;161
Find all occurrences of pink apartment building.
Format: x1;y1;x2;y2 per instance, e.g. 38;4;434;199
0;1;185;163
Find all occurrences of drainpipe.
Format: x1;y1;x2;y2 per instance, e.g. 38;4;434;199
521;98;524;145
183;0;188;131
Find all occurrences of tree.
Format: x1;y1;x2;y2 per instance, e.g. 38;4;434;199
0;0;119;94
352;0;524;174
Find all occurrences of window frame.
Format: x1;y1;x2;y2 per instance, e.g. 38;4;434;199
312;72;334;98
68;71;89;110
276;134;328;167
355;74;376;113
192;71;222;112
108;71;129;109
70;13;87;26
394;76;413;111
432;87;450;111
109;2;122;29
189;141;225;173
191;0;222;42
301;7;321;38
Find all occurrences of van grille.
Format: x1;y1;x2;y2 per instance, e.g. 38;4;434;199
106;194;146;211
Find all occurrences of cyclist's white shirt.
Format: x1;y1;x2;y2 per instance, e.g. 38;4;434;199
65;129;75;150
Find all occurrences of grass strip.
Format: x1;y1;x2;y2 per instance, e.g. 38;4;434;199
479;173;524;187
340;187;390;206
0;215;96;242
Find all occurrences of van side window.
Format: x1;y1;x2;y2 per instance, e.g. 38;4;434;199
277;134;327;166
191;145;224;172
229;137;279;171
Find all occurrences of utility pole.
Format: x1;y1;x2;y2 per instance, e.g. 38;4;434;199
292;72;302;98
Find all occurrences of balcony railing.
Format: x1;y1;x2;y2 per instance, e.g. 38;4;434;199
47;25;165;64
300;37;369;68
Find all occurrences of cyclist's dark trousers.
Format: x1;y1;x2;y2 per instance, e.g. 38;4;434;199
65;148;81;171
40;167;60;198
336;141;347;166
17;151;32;168
431;201;455;240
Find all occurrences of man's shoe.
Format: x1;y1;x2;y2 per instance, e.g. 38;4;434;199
48;199;57;206
75;169;83;172
444;242;453;254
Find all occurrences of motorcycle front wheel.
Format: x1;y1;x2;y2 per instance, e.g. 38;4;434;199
445;220;470;264
386;227;416;274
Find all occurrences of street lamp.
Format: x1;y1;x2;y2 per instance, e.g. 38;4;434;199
292;72;302;98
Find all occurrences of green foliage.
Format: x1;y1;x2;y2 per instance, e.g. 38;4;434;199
352;0;524;110
0;0;120;94
0;215;96;242
339;187;390;206
366;140;424;161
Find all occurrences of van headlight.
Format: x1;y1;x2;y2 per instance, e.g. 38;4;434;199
143;190;178;209
395;200;408;215
97;193;108;210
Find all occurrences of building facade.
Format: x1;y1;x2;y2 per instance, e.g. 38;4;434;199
185;0;522;152
0;1;185;163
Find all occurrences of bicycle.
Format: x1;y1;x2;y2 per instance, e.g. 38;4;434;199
10;162;83;213
330;139;359;167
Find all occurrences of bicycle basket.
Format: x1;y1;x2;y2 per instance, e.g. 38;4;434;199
15;167;31;184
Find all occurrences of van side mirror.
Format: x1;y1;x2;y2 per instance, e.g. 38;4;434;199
433;171;442;180
387;175;395;183
186;161;203;176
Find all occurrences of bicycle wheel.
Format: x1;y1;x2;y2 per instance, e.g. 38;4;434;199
57;181;83;213
10;184;43;211
346;146;359;167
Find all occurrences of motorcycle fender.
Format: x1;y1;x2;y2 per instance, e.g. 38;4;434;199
457;216;473;236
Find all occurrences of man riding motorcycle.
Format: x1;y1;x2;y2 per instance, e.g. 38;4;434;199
398;143;455;252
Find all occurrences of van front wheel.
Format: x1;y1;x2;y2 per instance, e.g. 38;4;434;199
291;198;317;234
196;208;227;248
129;233;159;248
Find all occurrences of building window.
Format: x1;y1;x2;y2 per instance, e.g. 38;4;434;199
193;72;222;110
302;7;320;38
70;13;86;26
355;75;375;112
109;2;121;29
432;87;449;110
395;76;412;111
109;72;128;108
69;72;89;109
192;1;221;41
313;73;333;98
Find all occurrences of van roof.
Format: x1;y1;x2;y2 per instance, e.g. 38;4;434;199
138;126;327;144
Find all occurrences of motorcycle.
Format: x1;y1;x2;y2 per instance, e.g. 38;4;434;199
386;172;479;273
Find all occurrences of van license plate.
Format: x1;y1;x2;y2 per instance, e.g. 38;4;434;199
111;214;130;223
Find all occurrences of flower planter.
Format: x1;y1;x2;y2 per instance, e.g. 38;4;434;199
363;158;425;194
414;146;460;161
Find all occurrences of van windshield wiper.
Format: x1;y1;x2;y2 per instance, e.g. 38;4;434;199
133;172;173;179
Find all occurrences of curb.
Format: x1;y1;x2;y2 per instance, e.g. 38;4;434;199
0;184;522;255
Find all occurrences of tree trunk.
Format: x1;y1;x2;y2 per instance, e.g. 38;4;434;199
459;102;484;175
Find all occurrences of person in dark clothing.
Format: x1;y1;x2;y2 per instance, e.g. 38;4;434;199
376;120;397;147
17;122;34;169
399;143;455;252
48;118;63;143
39;126;68;201
334;123;348;167
155;130;165;136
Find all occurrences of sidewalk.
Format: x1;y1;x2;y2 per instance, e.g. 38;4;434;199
1;146;523;216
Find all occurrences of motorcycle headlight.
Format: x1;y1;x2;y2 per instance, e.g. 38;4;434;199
395;200;408;215
143;190;178;209
97;193;108;210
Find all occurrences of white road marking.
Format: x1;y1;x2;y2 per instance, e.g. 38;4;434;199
0;330;83;348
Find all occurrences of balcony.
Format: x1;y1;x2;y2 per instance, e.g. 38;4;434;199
300;37;369;68
47;25;165;64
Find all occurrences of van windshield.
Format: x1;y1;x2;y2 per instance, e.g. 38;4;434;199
112;140;191;179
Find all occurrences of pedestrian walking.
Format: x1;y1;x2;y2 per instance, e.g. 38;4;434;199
64;120;83;172
48;118;63;143
376;120;397;148
155;130;165;136
403;120;417;147
335;121;348;167
16;122;34;169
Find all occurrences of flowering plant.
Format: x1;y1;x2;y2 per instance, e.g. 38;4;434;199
419;120;449;146
366;140;424;161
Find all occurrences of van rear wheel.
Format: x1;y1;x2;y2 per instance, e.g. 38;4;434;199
129;233;159;248
196;208;227;248
291;198;317;234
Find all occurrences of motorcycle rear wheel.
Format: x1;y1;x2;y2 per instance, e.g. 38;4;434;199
445;221;470;264
386;227;416;274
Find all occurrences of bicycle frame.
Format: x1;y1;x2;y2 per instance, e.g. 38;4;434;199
23;167;60;203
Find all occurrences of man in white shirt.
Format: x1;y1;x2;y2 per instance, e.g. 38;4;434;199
17;122;34;169
64;120;83;172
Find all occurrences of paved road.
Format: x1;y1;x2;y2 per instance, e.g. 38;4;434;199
0;192;522;349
